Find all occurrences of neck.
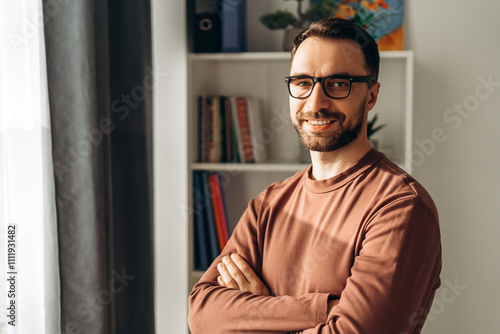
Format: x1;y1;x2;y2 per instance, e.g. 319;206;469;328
309;137;372;181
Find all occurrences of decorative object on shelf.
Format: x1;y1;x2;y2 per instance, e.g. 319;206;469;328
367;113;386;149
334;0;404;50
259;0;403;51
259;0;341;51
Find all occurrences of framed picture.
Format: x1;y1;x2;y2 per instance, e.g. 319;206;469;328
334;0;404;50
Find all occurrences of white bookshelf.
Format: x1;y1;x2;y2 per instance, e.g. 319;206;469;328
187;51;414;288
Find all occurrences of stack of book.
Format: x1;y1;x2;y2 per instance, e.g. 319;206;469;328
197;96;268;163
192;171;230;270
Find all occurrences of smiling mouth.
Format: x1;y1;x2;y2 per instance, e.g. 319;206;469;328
306;120;334;125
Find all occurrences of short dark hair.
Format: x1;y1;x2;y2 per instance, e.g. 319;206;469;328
291;18;380;81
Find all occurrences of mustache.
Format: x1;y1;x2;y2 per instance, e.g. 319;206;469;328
296;110;346;123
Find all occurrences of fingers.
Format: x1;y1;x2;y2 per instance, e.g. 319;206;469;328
217;261;240;290
218;255;249;291
229;254;258;283
229;254;271;296
215;254;271;296
217;275;226;287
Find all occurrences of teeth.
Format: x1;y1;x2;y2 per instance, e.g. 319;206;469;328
309;120;332;125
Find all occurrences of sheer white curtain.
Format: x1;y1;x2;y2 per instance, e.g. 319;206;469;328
0;1;60;333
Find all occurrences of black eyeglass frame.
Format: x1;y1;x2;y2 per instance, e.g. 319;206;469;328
285;74;376;99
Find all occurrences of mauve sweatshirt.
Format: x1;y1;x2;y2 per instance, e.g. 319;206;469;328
189;149;441;333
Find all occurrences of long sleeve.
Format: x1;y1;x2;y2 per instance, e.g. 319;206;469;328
188;196;330;334
189;151;442;334
297;196;442;334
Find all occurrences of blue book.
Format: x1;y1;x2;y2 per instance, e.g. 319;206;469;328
193;172;210;270
201;172;220;263
220;0;245;52
217;173;231;237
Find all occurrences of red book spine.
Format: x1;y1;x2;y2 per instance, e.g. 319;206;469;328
209;174;225;252
235;97;254;163
213;174;229;244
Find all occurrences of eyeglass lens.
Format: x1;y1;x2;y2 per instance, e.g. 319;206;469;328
288;77;351;99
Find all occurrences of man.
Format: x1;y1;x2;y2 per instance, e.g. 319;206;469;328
189;18;441;333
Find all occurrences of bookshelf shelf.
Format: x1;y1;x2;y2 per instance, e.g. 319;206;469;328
189;50;412;61
189;51;291;61
191;161;309;172
187;50;414;289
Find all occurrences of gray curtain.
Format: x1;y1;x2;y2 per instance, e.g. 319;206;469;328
43;0;154;333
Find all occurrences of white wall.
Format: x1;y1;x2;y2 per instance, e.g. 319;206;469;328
406;1;500;333
152;0;500;333
152;0;188;333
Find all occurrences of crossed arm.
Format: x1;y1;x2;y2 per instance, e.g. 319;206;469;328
216;253;339;311
189;196;442;333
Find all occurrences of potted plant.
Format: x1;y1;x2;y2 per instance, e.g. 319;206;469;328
259;0;341;51
367;113;385;149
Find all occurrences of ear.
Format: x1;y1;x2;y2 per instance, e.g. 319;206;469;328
365;82;381;112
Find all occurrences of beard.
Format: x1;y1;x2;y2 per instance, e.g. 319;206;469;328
293;99;367;152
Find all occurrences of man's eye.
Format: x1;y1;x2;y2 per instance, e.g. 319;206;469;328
296;80;312;87
291;78;312;87
328;80;349;89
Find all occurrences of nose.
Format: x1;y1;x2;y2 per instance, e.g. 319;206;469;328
305;81;331;111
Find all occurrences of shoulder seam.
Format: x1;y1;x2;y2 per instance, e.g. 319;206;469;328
377;158;418;197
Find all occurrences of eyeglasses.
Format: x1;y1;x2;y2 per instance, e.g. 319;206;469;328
285;74;375;99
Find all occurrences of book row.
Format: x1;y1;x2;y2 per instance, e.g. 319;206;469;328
192;171;231;270
197;95;268;163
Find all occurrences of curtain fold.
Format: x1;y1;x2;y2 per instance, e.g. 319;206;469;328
42;0;154;332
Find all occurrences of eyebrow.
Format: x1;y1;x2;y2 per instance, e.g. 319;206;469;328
289;71;357;77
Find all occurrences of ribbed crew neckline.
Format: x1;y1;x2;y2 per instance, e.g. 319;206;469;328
303;149;383;194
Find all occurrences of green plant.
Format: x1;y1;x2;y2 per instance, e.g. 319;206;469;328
367;114;385;138
304;0;339;22
260;10;298;30
259;0;341;30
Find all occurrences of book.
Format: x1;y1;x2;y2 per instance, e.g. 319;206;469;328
229;96;244;162
220;0;245;52
246;97;268;163
235;97;254;163
200;172;220;263
192;171;210;270
221;96;233;162
209;96;220;162
208;173;225;252
230;117;241;163
214;174;230;243
191;0;221;52
198;96;211;162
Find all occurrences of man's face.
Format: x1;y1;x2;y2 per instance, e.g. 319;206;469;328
289;37;379;152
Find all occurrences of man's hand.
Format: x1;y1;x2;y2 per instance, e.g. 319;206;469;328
217;253;271;297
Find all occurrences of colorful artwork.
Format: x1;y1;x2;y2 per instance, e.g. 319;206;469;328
334;0;404;50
